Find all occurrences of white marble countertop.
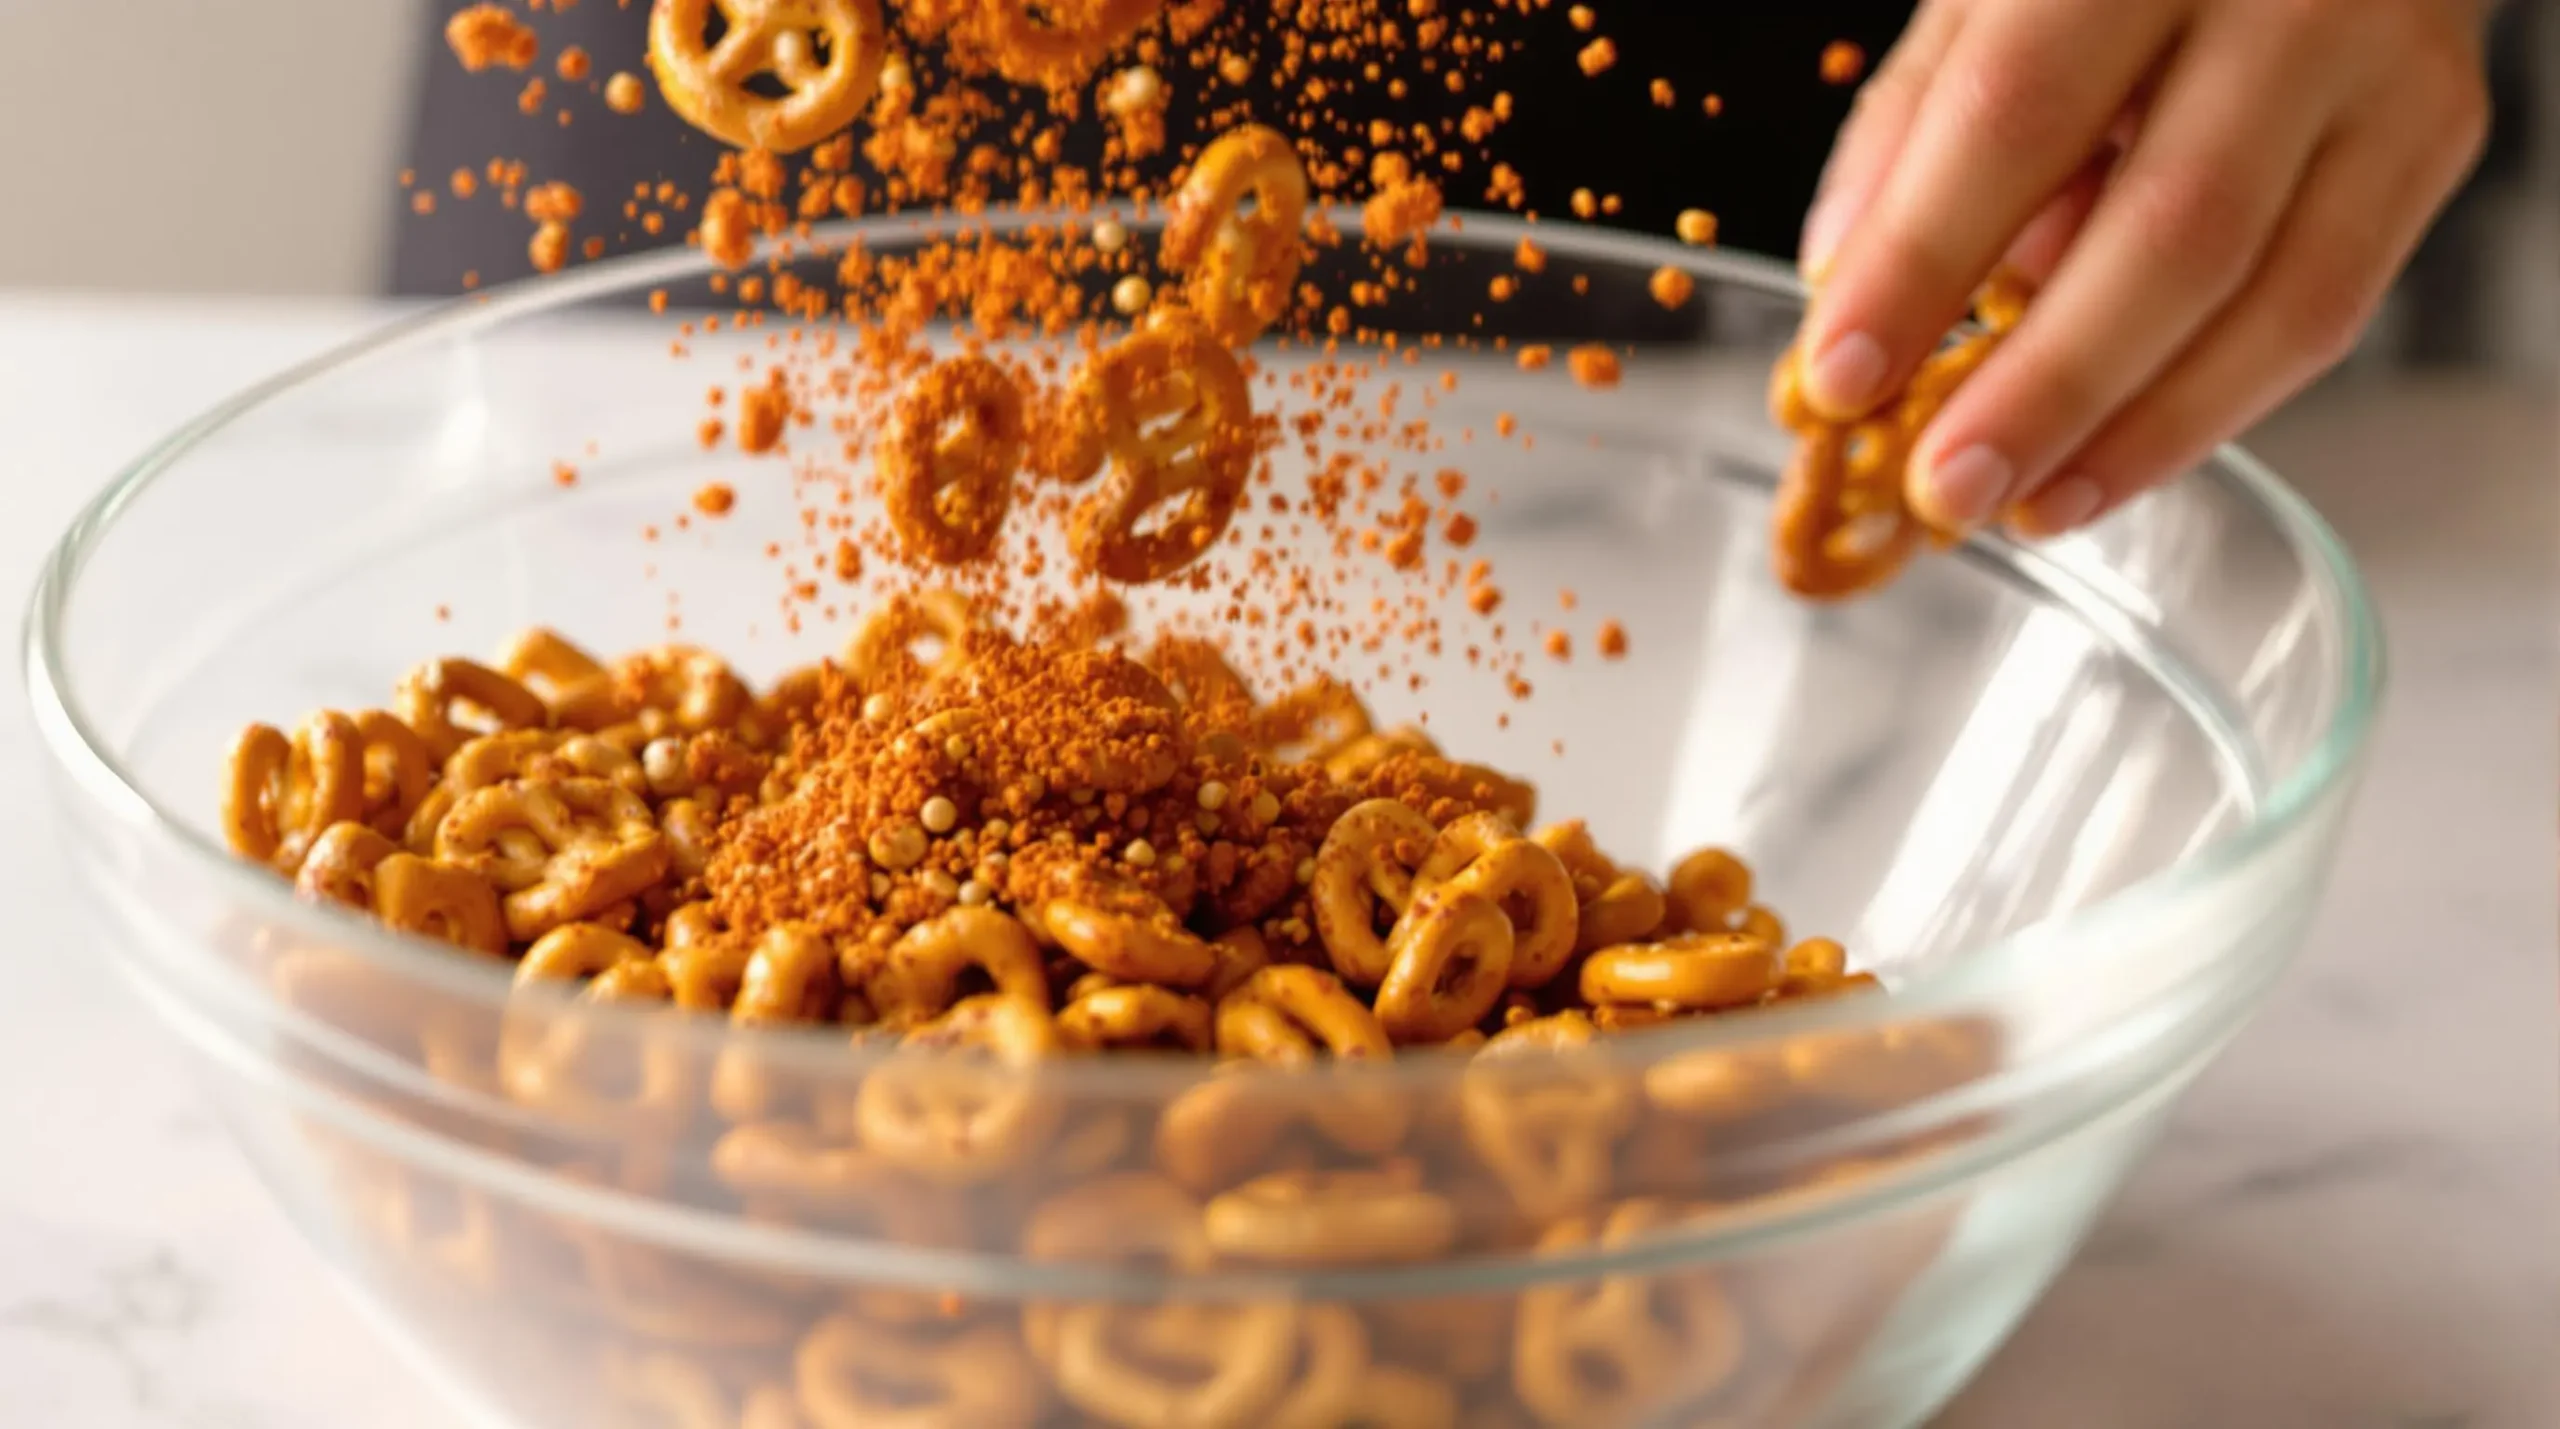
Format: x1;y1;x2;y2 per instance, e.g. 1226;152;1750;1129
0;293;2551;1428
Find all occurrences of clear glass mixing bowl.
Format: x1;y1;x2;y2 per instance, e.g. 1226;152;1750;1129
25;214;2380;1429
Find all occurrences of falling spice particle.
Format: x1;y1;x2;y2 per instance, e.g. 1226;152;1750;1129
694;482;737;516
1821;40;1868;86
1648;266;1696;310
1597;619;1630;659
1675;208;1720;246
1568;345;1622;389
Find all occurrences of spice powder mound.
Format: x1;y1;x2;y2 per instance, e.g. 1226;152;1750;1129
704;629;1530;969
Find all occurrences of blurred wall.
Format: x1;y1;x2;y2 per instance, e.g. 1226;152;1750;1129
0;1;413;298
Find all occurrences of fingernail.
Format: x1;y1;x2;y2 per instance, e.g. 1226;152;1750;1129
1914;444;2015;530
1800;195;1846;282
2013;475;2104;537
1804;331;1888;418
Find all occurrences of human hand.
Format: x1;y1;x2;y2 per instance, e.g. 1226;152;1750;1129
1792;0;2492;537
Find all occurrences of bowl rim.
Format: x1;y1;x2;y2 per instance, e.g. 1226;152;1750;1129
20;208;2385;1097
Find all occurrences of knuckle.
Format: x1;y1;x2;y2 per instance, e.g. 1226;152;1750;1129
1946;57;2080;156
2271;263;2380;367
2120;163;2264;284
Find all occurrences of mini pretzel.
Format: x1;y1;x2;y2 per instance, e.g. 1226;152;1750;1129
1642;1043;1790;1121
710;1119;885;1197
495;627;608;706
1513;1203;1746;1426
435;777;671;941
1253;675;1375;760
325;709;436;837
983;0;1162;87
1416;814;1579;989
294;821;399;909
868;906;1050;1027
1162;124;1309;347
1375;885;1514;1044
795;1315;1044;1429
1460;1011;1635;1221
883;354;1028;566
443;728;648;798
1579;931;1781;1012
1041;899;1218;987
844;588;978;691
1769;270;2031;600
1203;1165;1458;1265
734;924;842;1023
1251;1306;1376;1427
854;993;1059;1183
612;646;757;734
1665;846;1751;932
225;716;363;872
374;852;509;956
1270;1365;1461;1429
499;924;689;1123
1310;798;1436;985
1215;965;1390;1065
648;0;888;155
396;657;550;761
1056;983;1214;1052
1066;316;1257;584
1051;1300;1304;1429
1532;821;1668;953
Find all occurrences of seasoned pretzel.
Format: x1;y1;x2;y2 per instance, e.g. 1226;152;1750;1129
1271;1365;1461;1429
1310;798;1437;985
495;627;607;706
1203;1165;1458;1266
710;1119;881;1196
396;657;550;761
1041;899;1218;988
434;777;671;941
443;728;649;798
883;353;1028;566
854;993;1059;1182
795;1315;1043;1429
845;588;978;690
1203;925;1274;1003
1642;1043;1790;1121
1251;675;1375;761
1251;1306;1375;1427
1056;982;1214;1052
868;906;1050;1027
1460;1011;1635;1221
332;710;436;836
615;646;758;734
1161;124;1309;347
1416;814;1579;990
734;924;842;1024
984;0;1162;87
1066;316;1257;584
1051;1300;1305;1429
1580;932;1781;1013
375;852;509;956
648;0;889;154
1532;821;1667;954
1513;1203;1746;1427
499;924;690;1123
294;821;398;909
224;716;362;872
1215;966;1390;1065
1665;846;1751;933
1769;271;2031;600
1375;885;1514;1044
1782;1015;1994;1107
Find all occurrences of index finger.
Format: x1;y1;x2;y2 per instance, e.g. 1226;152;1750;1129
1793;0;2183;421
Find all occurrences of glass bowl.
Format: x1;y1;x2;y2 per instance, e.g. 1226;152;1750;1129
25;213;2380;1429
